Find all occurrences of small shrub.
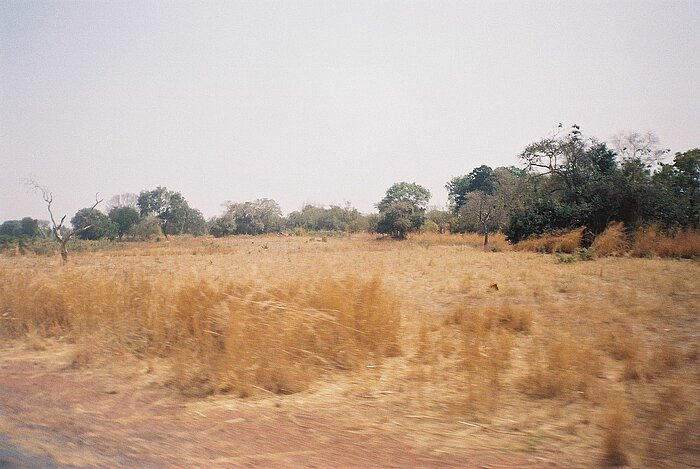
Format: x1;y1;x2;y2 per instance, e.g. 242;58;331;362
576;247;595;261
555;253;575;263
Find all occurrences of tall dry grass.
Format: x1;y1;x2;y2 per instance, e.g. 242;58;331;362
0;264;400;396
591;222;629;257
630;225;700;258
412;231;511;251
514;227;584;254
1;234;698;466
515;223;700;258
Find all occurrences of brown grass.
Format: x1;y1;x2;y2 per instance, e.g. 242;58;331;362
519;334;601;399
513;223;700;259
631;224;700;258
602;395;630;466
514;227;584;254
592;222;629;257
0;262;400;397
412;231;512;251
1;233;698;466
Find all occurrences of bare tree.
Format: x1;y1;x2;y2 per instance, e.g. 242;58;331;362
105;193;138;212
459;191;504;248
612;131;670;170
26;179;103;263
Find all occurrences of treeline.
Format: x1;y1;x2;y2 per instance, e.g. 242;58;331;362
446;128;699;245
366;128;698;245
2;127;698;250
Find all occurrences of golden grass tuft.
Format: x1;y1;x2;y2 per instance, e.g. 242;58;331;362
514;227;584;254
631;224;700;258
592;222;629;257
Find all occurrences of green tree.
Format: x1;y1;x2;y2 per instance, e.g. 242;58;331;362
506;126;666;242
377;182;431;213
376;200;425;240
376;182;431;239
0;220;22;237
214;199;283;236
108;206;140;240
653;148;700;228
425;208;452;234
20;217;40;237
182;207;208;236
447;165;495;213
71;208;116;240
286;203;367;233
137;187;193;237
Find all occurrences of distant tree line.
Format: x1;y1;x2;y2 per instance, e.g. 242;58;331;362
373;127;698;243
4;127;698;251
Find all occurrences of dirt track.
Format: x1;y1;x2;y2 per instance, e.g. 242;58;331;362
0;344;566;468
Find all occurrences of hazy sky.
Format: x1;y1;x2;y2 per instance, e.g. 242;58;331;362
1;0;698;222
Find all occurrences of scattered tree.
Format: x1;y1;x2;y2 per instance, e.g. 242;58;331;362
137;187;193;238
212;199;283;236
27;180;103;263
458;191;503;246
71;208;115;240
376;182;431;239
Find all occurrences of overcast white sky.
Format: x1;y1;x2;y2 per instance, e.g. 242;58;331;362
1;0;698;221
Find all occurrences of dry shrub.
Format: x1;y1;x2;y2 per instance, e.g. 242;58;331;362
631;225;700;258
654;228;700;258
630;224;659;258
172;274;402;396
592;222;629;257
515;227;584;254
602;395;630;466
520;334;601;399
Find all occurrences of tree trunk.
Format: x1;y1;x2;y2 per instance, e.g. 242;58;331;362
483;227;489;247
60;240;68;263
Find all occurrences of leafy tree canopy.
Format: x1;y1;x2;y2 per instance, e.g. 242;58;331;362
376;182;431;239
108;206;140;240
71;208;116;240
377;182;431;213
137;187;197;236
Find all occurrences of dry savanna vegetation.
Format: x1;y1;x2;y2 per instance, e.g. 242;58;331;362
1;233;699;467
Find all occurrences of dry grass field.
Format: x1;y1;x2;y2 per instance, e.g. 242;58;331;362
1;233;699;467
